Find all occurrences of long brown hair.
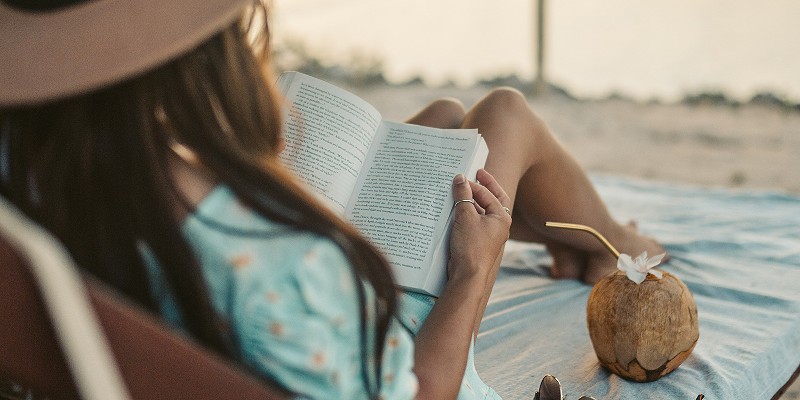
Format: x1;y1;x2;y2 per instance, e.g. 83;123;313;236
0;2;396;395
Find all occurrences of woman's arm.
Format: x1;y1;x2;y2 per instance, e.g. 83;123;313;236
413;170;512;399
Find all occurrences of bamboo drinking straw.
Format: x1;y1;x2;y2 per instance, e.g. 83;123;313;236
544;222;621;258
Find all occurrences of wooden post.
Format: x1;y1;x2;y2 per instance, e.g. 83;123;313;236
534;0;547;96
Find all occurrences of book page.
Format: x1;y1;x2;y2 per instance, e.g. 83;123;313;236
277;72;383;215
345;121;481;293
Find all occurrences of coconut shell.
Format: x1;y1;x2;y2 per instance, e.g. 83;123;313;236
586;270;699;382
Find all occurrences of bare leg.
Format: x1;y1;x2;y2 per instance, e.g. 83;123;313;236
405;91;664;339
405;97;467;129
407;89;664;284
460;88;664;283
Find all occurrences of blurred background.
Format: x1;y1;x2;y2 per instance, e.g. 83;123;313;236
269;0;800;195
271;0;800;102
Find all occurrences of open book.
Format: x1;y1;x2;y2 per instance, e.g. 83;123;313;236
277;71;488;296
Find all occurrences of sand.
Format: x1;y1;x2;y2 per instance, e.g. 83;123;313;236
341;81;800;195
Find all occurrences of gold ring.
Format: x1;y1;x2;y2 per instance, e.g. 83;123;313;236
503;206;511;215
453;199;476;208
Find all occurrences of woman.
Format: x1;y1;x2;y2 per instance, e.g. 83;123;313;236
0;0;662;398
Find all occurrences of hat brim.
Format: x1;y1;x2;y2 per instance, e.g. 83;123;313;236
0;0;248;106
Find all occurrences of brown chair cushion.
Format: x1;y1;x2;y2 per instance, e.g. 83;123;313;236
0;236;291;400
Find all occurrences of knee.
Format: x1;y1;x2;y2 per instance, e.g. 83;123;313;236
481;87;532;115
428;97;467;128
407;97;466;129
473;87;548;136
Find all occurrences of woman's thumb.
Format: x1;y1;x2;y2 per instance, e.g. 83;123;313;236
452;174;474;214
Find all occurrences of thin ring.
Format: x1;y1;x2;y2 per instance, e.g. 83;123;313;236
453;199;476;208
503;206;511;215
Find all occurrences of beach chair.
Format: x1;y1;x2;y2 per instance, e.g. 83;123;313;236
0;197;291;400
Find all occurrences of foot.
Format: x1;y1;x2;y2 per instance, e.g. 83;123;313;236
548;221;667;284
546;242;586;280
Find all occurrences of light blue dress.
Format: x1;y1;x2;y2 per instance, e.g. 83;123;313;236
148;185;500;399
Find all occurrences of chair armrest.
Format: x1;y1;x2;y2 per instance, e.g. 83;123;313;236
0;237;291;400
88;277;293;400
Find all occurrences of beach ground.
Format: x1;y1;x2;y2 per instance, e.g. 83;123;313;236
341;80;800;399
344;81;800;195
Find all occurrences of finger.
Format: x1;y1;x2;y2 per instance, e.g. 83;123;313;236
468;181;506;217
476;169;512;208
452;174;477;214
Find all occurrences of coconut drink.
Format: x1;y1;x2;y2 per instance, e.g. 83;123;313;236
546;222;699;382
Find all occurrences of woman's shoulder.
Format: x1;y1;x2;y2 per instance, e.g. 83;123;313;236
182;185;344;268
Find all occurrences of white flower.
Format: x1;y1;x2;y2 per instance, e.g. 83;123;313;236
617;251;666;284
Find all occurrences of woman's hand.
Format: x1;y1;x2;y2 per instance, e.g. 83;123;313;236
447;169;512;285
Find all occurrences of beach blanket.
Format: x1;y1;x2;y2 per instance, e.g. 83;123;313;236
479;175;800;399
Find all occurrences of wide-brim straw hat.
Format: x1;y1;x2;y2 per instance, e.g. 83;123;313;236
0;0;249;107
